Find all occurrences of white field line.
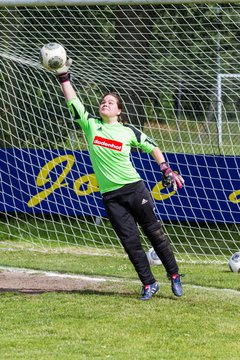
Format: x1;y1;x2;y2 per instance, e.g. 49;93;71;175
0;266;120;283
0;266;239;296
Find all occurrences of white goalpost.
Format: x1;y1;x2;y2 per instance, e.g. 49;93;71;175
217;73;240;148
0;0;240;262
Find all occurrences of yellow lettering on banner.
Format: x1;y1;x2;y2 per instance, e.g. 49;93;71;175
74;174;99;195
28;155;75;207
152;181;175;201
229;190;240;204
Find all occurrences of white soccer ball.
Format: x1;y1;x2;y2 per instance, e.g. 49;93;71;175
40;42;67;70
229;252;240;273
146;247;162;266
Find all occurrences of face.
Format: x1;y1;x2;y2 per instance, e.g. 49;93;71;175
99;95;121;120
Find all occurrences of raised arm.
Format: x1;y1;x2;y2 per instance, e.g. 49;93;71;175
60;79;77;101
40;45;90;132
54;59;76;101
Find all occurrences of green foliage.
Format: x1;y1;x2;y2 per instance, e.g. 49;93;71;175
2;4;240;151
144;120;240;155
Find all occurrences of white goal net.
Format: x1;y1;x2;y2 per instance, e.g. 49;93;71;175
0;1;239;262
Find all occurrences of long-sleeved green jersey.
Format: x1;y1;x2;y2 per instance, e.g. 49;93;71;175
67;97;157;194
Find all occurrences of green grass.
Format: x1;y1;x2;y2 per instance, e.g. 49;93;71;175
1;289;240;360
0;247;240;359
1;214;239;261
0;214;120;251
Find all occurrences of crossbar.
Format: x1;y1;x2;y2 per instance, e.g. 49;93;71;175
0;0;239;8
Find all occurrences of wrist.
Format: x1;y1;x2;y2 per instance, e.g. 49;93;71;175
57;72;70;84
160;162;169;172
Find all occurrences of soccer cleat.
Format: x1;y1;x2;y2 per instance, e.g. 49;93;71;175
140;281;160;301
169;273;183;297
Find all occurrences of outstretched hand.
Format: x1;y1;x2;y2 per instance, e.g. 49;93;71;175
160;162;184;192
55;58;72;83
55;58;73;75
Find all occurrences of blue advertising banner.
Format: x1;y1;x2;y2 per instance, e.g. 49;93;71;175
0;148;239;223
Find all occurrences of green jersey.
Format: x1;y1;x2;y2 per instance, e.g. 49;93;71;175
67;97;157;194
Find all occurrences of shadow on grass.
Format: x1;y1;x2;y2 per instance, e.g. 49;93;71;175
0;288;178;301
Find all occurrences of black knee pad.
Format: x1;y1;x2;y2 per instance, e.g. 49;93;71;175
143;222;168;245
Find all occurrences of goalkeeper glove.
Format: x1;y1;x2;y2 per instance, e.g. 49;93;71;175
56;58;73;84
160;162;184;192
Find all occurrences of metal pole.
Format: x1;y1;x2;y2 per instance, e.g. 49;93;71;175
216;5;222;149
217;73;222;148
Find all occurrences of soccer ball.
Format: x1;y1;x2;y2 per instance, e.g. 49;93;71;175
40;42;67;70
146;247;162;266
229;252;240;273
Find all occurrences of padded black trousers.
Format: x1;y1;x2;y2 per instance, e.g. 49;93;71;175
102;180;179;285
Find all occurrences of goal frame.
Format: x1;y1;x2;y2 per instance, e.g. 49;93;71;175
1;0;239;7
1;0;240;263
217;73;240;148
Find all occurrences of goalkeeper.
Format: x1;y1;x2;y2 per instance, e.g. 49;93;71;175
49;57;184;300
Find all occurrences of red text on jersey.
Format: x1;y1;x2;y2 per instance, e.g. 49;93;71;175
93;136;123;152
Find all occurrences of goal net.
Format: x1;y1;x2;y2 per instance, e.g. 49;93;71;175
0;1;239;262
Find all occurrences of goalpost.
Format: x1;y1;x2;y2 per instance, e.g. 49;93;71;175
0;0;239;263
217;73;240;148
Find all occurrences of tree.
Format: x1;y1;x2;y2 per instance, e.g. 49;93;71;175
112;5;155;128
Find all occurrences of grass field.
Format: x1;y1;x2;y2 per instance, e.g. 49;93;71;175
0;246;240;360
